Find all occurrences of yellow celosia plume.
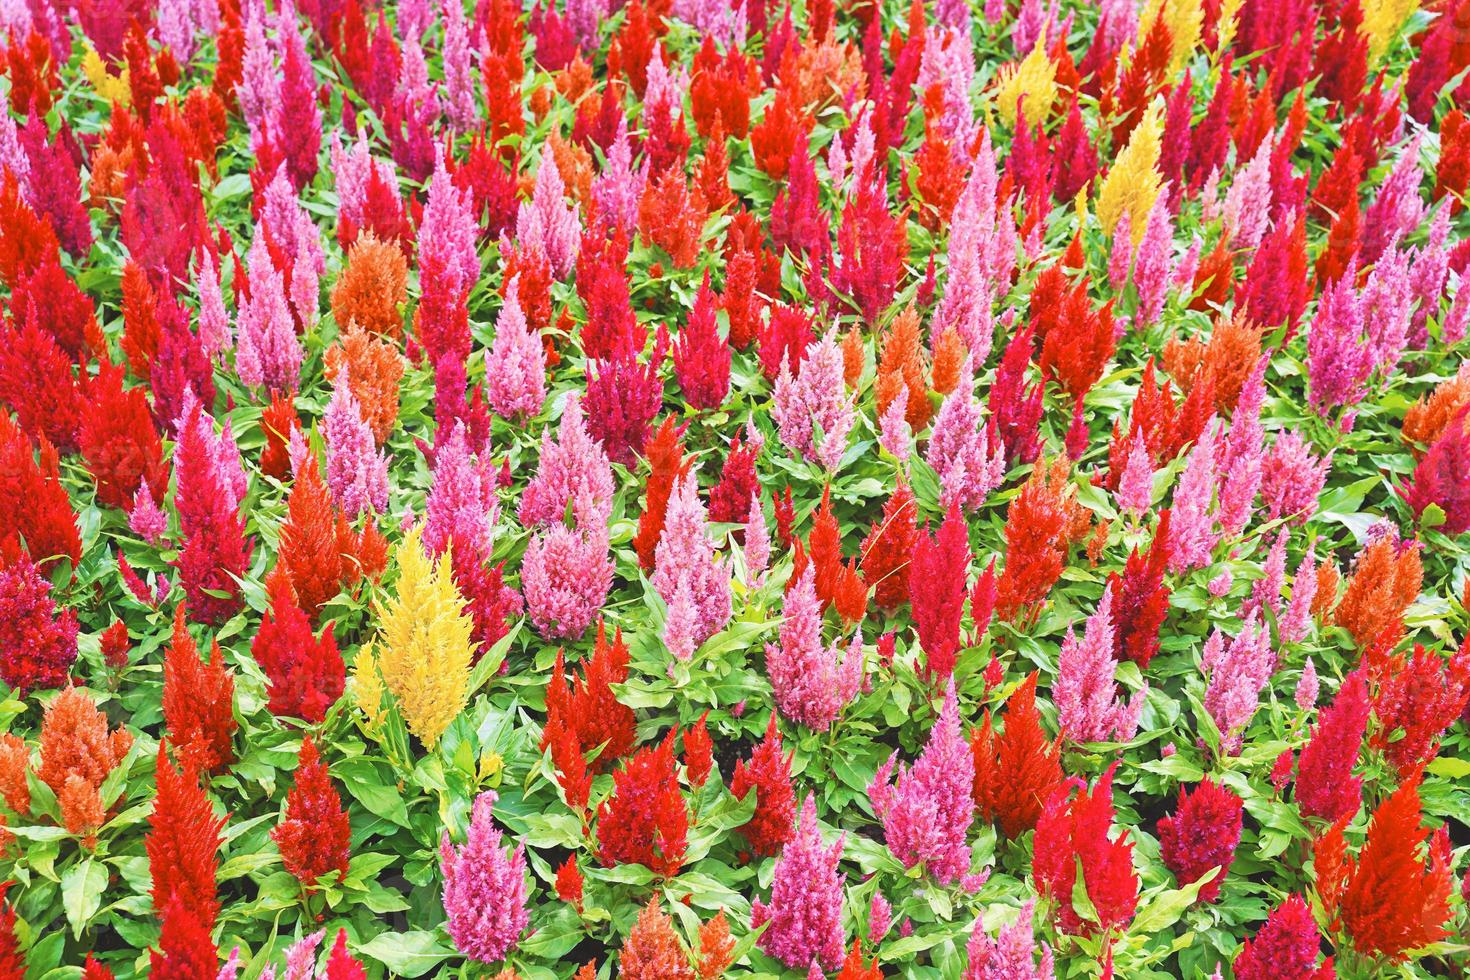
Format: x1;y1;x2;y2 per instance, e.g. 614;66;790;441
355;527;475;749
1161;0;1204;75
81;47;131;106
995;33;1058;130
1359;0;1419;64
1096;99;1165;245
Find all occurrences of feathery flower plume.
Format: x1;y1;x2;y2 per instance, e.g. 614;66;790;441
172;396;252;624
355;528;474;748
518;396;615;527
764;566;862;731
273;737;350;889
483;278;546;420
1295;672;1370;822
162;611;237;776
1168;419;1221;573
730;714;796;858
909;504;969;679
515;154;580;279
1201;617;1274;754
751;793;846;972
251;570;344;724
970;673;1064;838
963;900;1055;980
1157;778;1243;902
0;549;79;694
743;492;770;588
440;790;530;963
324;370;390;519
772;327;856;472
1033;764;1138;935
926;364;1005;513
652;473;731;650
522;495;613;640
596;730;688;878
37;687;132;840
147;744;225;928
869;680;977;884
1260;429;1330;523
234;242;304;394
1231;894;1333;980
1055;586;1147;744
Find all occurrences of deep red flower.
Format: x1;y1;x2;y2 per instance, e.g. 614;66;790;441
251;570;345;724
1295;672;1370;823
273;737;351;889
555;856;584;909
1107;510;1173;668
0;549;78;695
0;882;23;979
0;415;79;575
1157;778;1243;903
148;896;217;980
707;435;760;526
1366;644;1470;775
672;275;731;411
577;228;643;361
730;714;796;858
909;504;969;679
79;362;167;511
1232;894;1334;980
585;346;666;468
101;620;130;669
596;729;688;878
0;300;83;453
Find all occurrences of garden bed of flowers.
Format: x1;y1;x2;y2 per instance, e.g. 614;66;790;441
0;0;1469;976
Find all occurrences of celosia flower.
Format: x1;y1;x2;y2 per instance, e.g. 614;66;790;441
331;235;410;343
730;714;796;858
596;730;688;877
1260;429;1330;523
765;566;862;731
971;673;1063;838
651;473;731;650
234;242;303;394
0;550;79;694
273;737;350;889
440;790;530;963
1032;764;1138;935
518;395;615;527
251;570;344;724
772;327;855;472
1295;672;1370;822
1054;586;1146;744
1232;894;1333;980
521;496;613;640
1201;616;1274;754
354;528;474;748
515;154;580;279
423;421;499;563
861;483;919;613
1167;420;1221;573
963;900;1055;980
619;898;693;980
147;744;225;928
1295;657;1320;710
869;680;977;885
323;371;389;520
926;364;1005;513
171;396;252;624
37;687;132;839
483;277;546;420
162;610;237;775
1115;429;1154;518
672;275;731;411
150;896;218;979
1157;779;1243;903
909;504;969;678
751;793;846;971
743;492;770;588
1107;511;1172;668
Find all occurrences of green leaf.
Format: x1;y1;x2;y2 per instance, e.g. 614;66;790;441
358;930;455;978
1131;872;1217;935
61;860;108;938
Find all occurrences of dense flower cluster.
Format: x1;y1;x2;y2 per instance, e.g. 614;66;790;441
2;0;1469;976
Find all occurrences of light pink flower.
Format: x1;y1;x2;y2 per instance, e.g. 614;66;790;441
1055;585;1147;744
484;277;546;420
440;790;530;963
518;396;614;527
324;370;389;518
651;473;731;648
765;566;862;731
751;794;846;972
515;154;580;279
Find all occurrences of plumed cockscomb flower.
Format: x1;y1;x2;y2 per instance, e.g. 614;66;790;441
1307;266;1375;413
234;243;304;395
1201;616;1274;755
663;578;698;662
751;793;846;972
1295;657;1320;710
483;278;546;421
1295;671;1370;822
162;610;237;776
440;790;530;964
273;737;350;889
772;327;855;472
909;503;970;679
1232;894;1333;980
743;492;770;588
1032;764;1138;935
591;116;647;235
423;421;499;564
671;275;731;411
926;364;1005;513
515;154;580;279
869;680;977;885
324;371;390;519
419;151;481;300
731;714;796;858
1260;429;1330;523
963;900;1055;980
251;570;344;724
971;673;1065;839
1168;419;1221;573
130;481;168;543
765;566;862;732
1400;411;1470;535
172;395;252;624
596;729;688;878
1054;586;1147;744
330;237;410;344
0;550;79;694
651;473;731;651
1115;429;1154;518
521;497;614;640
1157;778;1243;903
79;361;168;512
518;396;615;527
37;686;132;839
147;744;225;929
354;528;475;749
620;898;694;980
